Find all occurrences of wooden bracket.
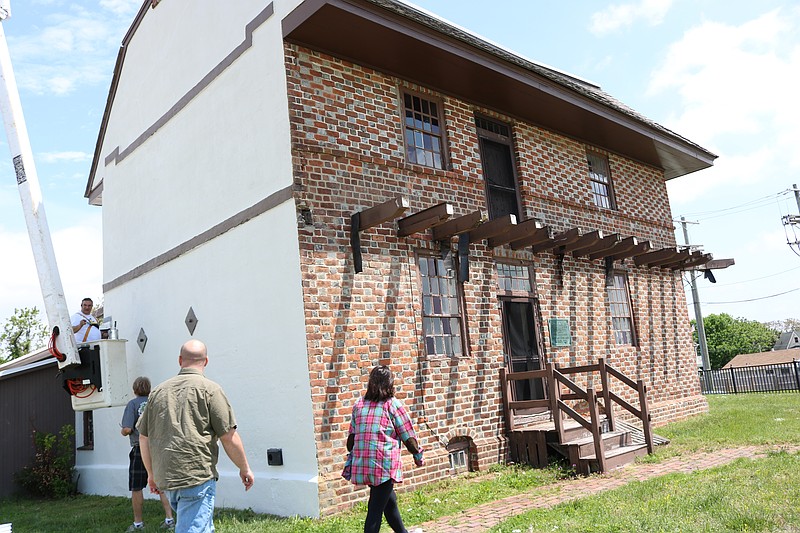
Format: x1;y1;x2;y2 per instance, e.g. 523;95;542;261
573;233;621;258
458;233;470;283
469;214;517;242
397;202;454;237
589;236;638;261
562;230;604;255
488;218;542;248
531;227;582;255
634;247;684;268
350;196;409;273
432;210;485;241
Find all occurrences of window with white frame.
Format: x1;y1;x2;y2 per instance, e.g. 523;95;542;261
419;255;464;357
497;262;532;292
403;92;446;169
587;151;616;209
607;273;635;345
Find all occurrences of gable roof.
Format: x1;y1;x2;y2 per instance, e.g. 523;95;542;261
723;348;800;369
86;0;716;204
773;331;800;351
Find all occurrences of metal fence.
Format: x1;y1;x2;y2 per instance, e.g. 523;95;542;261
699;361;800;394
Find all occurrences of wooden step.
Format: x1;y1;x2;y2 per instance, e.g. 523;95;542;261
577;443;649;474
564;430;632;461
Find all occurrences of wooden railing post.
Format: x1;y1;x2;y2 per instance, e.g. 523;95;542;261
547;362;564;443
598;358;614;431
499;368;515;431
587;387;606;473
637;379;654;454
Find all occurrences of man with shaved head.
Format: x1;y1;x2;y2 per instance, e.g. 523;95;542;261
138;340;253;533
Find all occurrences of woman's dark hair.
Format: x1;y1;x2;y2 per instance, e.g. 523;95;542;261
364;365;395;401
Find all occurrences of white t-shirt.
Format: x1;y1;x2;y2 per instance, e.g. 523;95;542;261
72;312;101;343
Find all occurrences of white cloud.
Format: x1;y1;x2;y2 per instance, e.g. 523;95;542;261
99;0;140;16
0;221;102;329
7;3;138;96
657;8;800;202
590;0;673;35
39;151;93;163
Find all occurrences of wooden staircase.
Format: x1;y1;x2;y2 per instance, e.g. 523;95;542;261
500;359;657;474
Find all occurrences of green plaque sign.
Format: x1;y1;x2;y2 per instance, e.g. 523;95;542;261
548;318;571;347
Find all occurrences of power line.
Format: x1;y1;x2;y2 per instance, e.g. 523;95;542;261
676;189;791;218
700;286;800;305
698;264;800;288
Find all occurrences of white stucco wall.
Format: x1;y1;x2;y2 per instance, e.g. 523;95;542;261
78;0;319;517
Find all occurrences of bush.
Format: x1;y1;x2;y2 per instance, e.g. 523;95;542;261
15;424;78;498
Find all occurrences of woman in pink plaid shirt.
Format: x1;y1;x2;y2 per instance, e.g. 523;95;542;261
346;365;424;533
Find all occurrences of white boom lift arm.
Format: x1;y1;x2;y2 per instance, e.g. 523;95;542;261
0;1;81;368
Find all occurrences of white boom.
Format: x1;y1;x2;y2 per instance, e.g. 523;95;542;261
0;3;81;367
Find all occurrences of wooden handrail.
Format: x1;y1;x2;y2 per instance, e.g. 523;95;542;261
604;363;638;389
500;357;655;473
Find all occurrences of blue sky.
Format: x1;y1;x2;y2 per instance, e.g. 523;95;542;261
1;0;799;329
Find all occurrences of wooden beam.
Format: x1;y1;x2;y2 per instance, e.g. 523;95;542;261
510;226;554;250
432;210;486;241
562;230;604;254
588;236;637;260
703;258;735;270
661;250;701;269
469;214;517;242
607;240;651;261
650;249;691;268
634;247;683;267
489;218;543;248
531;227;582;254
356;196;410;231
397;203;454;237
674;252;714;270
573;233;621;258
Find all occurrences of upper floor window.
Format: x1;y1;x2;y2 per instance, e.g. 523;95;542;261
476;117;520;220
587;151;616;209
418;255;464;357
607;273;635;345
403;92;445;169
497;262;532;293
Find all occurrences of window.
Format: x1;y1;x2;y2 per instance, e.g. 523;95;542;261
607;273;635;345
476;117;520;220
497;263;532;292
403;92;445;169
419;255;464;357
447;438;473;473
587;151;615;209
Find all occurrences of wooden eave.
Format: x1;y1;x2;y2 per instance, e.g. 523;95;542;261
281;0;716;181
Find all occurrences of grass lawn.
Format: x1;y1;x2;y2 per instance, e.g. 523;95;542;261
1;393;798;532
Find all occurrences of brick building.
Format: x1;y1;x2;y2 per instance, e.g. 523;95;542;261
83;0;715;518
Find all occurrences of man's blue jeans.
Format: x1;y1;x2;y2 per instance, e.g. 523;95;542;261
165;478;216;533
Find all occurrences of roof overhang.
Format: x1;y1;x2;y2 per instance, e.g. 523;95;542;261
283;0;716;179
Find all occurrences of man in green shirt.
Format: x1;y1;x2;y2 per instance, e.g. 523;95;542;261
138;339;253;532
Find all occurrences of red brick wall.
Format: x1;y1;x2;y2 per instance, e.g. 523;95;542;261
285;44;707;515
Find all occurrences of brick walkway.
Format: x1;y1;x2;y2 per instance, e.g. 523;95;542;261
414;445;800;532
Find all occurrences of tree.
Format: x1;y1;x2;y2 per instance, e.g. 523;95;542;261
0;307;49;363
764;318;800;333
694;313;779;369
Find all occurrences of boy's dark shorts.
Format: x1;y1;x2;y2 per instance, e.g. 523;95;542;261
129;446;148;491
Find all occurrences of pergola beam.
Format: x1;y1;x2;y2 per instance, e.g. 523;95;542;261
469;214;517;242
431;210;485;241
489;218;543;248
397;202;454;237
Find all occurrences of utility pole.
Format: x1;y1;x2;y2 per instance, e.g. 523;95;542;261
680;216;712;372
782;184;800;255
